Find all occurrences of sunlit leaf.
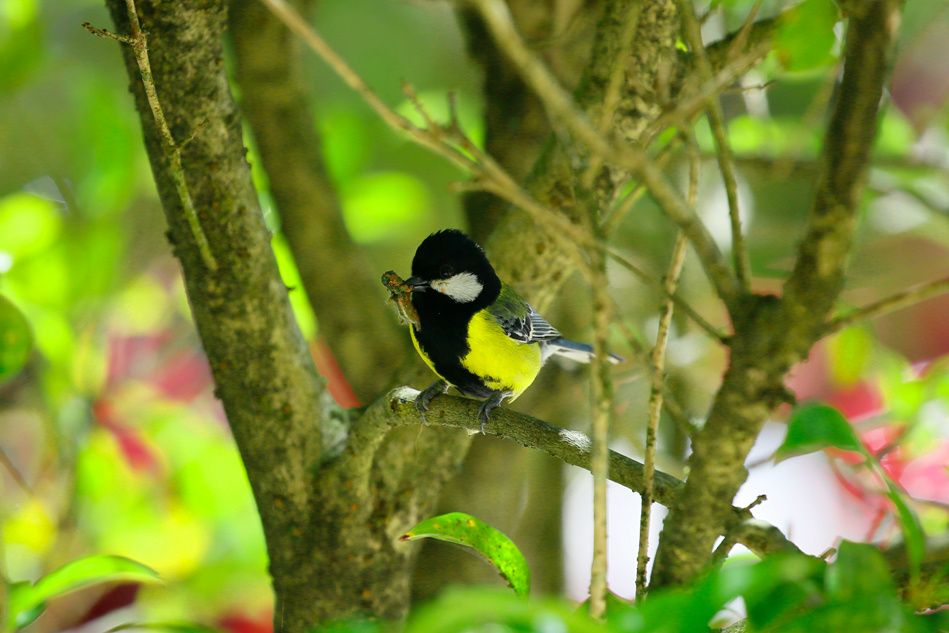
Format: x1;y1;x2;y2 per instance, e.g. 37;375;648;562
340;172;430;243
7;555;160;631
828;328;872;387
401;512;530;596
776;403;862;460
2;499;55;555
0;293;32;384
0;192;61;260
775;0;839;72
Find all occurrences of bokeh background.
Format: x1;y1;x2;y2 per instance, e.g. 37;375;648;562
1;0;948;630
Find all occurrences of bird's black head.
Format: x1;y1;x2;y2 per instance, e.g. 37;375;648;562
409;229;501;314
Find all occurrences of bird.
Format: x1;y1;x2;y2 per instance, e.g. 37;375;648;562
399;229;621;433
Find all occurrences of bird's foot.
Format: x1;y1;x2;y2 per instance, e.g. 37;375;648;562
476;390;510;435
415;380;448;423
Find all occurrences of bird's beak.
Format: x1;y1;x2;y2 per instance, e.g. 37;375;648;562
405;277;429;292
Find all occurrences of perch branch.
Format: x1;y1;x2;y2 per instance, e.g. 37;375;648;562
365;387;799;559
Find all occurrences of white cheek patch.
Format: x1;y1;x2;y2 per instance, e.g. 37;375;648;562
432;272;483;303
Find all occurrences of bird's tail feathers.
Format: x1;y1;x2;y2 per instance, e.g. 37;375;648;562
544;337;623;365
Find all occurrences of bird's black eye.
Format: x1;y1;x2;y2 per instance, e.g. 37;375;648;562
439;264;455;278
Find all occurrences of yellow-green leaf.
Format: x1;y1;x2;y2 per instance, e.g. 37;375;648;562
401;512;530;596
8;555;161;630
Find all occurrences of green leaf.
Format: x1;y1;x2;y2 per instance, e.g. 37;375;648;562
775;0;839;72
405;587;601;633
826;541;897;602
882;479;925;585
787;541;908;633
7;555;160;631
0;293;32;385
401;512;530;596
776;403;862;460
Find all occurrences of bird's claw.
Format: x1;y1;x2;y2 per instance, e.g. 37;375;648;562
476;390;510;435
415;380;448;423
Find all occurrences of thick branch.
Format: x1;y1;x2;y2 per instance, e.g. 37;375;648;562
471;0;740;306
101;0;328;628
359;387;801;561
229;0;404;400
651;0;900;588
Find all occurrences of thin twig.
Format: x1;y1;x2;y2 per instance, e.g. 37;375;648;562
607;249;727;342
469;0;740;307
647;11;766;141
589;220;614;619
0;448;32;496
258;0;477;175
600;136;681;235
635;146;695;600
81;21;131;43
85;3;218;271
676;0;750;292
613;317;700;439
825;275;949;335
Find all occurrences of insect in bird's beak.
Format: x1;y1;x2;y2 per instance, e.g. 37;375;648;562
405;277;430;292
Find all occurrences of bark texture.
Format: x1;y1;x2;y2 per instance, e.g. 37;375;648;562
103;0;330;628
650;0;901;587
229;0;405;402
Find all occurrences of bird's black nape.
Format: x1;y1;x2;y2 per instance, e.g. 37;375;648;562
410;229;501;308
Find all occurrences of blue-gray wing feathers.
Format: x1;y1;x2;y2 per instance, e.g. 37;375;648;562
487;285;622;364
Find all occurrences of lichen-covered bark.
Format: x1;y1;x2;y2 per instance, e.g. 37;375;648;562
228;0;405;402
103;0;328;628
650;0;901;588
487;0;679;309
457;0;594;242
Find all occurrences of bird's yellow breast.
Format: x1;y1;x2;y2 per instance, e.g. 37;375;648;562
462;309;542;400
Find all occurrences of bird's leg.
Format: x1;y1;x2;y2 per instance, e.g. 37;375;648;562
477;390;511;435
416;380;449;421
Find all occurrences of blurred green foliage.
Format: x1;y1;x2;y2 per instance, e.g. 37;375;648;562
319;541;947;632
0;0;947;630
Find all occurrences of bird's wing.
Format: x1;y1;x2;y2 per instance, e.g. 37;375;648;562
488;284;562;343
